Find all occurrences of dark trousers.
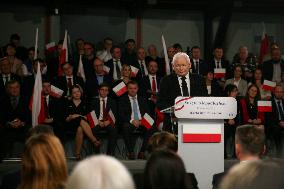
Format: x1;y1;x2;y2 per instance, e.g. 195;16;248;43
272;125;284;157
122;122;156;153
93;125;117;155
224;124;237;158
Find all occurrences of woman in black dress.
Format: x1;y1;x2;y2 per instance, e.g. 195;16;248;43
64;85;100;160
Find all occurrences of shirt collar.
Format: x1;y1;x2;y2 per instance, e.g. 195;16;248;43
178;72;190;79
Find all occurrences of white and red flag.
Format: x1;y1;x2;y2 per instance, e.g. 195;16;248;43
214;68;226;79
262;80;276;91
46;42;56;53
141;113;154;130
130;65;139;77
182;124;221;143
103;65;110;75
162;35;171;75
113;81;127;96
258;101;272;112
50;85;64;98
259;23;269;64
87;110;99;128
58;30;68;76
77;54;86;82
107;109;116;126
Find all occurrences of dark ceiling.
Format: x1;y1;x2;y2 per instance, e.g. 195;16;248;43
1;0;284;14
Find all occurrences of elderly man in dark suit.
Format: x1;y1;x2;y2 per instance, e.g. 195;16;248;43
157;52;207;132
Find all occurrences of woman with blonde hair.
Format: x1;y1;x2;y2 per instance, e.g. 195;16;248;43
18;134;68;189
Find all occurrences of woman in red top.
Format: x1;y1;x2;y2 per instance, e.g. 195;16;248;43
240;84;264;125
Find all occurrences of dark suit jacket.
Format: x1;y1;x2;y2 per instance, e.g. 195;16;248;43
145;56;164;77
130;60;148;82
88;97;118;124
0;169;21;189
85;74;113;99
22;74;35;101
262;59;284;81
54;75;85;97
212;172;226;189
207;59;230;79
190;58;209;76
105;59;126;81
139;75;161;99
118;95;150;124
133;172;198;189
157;73;208;110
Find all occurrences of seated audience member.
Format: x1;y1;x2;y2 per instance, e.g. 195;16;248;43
277;71;284;88
41;79;64;140
212;124;266;189
45;40;63;80
0;124;55;189
24;47;37;74
144;150;193;189
267;85;284;157
262;47;284;82
160;46;175;76
122;38;137;66
208;46;230;88
248;68;271;100
140;60;161;116
89;83;117;156
240;84;264;125
225;65;247;97
96;37;113;62
112;64;133;99
0;57;21;98
5;43;27;77
65;155;135;189
54;62;85;98
85;58;112;100
224;84;241;158
219;161;284;189
0;80;30;159
81;42;96;81
190;46;208;76
22;58;47;100
63;85;100;160
119;81;155;160
18;134;68;189
205;70;223;96
135;131;198;189
173;43;183;53
231;46;257;82
105;46;124;81
145;44;164;77
132;47;148;81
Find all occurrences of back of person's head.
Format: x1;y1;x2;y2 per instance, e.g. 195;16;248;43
220;160;284;189
144;150;188;189
65;155;135;189
235;125;265;160
19;134;67;189
148;131;178;153
27;124;54;139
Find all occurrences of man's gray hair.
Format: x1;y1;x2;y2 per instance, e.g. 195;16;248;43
172;52;191;65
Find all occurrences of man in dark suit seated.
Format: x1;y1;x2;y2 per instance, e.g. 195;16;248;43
105;46;124;81
262;47;284;82
89;83;118;156
54;62;85;98
267;85;284;157
0;80;31;159
139;60;161;117
131;47;148;82
190;46;208;76
157;52;207;132
212;125;266;189
119;81;156;160
85;58;112;100
0;57;21;98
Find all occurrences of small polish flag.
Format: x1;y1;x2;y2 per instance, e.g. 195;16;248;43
107;109;116;126
113;81;127;96
103;65;110;75
258;100;272;112
46;42;56;53
214;68;226;78
141;113;154;130
183;124;221;143
130;66;139;77
87;110;98;128
262;80;276;91
50;85;64;98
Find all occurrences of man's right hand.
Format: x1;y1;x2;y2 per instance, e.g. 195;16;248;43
131;120;140;128
279;121;284;128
